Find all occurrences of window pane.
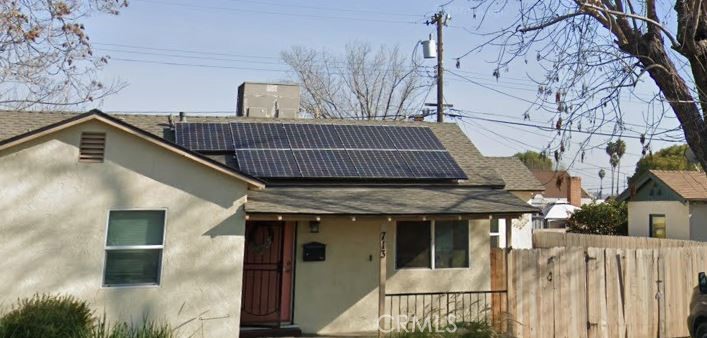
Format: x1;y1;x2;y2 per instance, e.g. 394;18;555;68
490;219;499;233
396;221;431;269
104;249;161;285
435;221;469;268
651;215;666;238
107;210;165;246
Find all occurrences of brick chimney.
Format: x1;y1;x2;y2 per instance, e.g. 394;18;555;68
568;176;582;207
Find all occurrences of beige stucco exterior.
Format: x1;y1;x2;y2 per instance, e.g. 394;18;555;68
292;217;490;335
689;202;707;241
0;120;249;338
628;201;690;239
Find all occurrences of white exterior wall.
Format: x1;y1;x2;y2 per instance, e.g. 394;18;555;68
497;214;533;249
0;121;248;338
628;201;690;240
292;218;491;335
689;202;707;241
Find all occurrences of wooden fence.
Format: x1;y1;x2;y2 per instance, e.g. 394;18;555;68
533;231;707;249
508;246;707;338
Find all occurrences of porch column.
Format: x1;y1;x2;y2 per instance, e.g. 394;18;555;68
378;222;388;337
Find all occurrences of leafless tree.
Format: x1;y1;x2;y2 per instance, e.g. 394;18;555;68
0;0;128;111
459;0;707;173
281;42;430;120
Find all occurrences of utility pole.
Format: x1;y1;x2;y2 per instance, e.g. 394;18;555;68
427;11;450;123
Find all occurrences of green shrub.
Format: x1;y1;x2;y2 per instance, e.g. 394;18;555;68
0;294;93;338
567;199;628;235
455;320;499;338
91;316;174;338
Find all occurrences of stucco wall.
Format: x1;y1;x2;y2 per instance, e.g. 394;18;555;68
0;121;248;338
292;217;490;335
628;201;689;239
690;202;707;241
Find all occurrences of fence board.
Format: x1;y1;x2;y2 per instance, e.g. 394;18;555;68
508;245;706;338
537;248;554;338
587;247;609;338
554;247;568;338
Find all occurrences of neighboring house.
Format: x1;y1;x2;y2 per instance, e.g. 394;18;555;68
0;109;536;337
530;170;594;229
622;170;707;240
486;157;544;248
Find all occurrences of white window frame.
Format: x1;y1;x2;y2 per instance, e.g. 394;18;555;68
489;218;501;248
394;220;470;271
102;208;167;288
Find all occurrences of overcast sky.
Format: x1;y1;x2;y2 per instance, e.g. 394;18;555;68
83;0;687;196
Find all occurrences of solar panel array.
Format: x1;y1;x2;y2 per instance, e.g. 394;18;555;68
175;122;467;180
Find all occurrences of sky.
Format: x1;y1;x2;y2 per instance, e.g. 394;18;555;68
81;0;687;196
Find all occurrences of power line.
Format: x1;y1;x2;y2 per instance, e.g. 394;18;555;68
96;48;285;65
93;42;280;60
223;0;422;17
109;57;289;72
447;69;542;105
448;109;684;143
133;0;422;24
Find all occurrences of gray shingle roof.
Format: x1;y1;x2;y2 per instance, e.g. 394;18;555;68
246;186;538;215
0;111;504;187
486;157;544;191
0;110;542;215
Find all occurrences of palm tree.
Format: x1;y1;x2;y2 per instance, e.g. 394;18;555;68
605;142;616;196
614;139;626;195
598;169;606;198
610;153;620;196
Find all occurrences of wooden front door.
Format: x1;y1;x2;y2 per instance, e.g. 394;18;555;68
241;221;294;326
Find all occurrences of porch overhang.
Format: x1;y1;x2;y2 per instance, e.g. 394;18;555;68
245;186;539;218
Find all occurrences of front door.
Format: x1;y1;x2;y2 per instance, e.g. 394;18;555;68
241;221;294;326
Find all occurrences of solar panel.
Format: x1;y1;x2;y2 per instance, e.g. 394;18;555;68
335;125;396;149
235;150;301;177
383;126;445;150
175;123;233;151
284;124;343;149
177;121;467;181
347;150;411;178
230;123;289;149
400;151;468;179
293;150;359;177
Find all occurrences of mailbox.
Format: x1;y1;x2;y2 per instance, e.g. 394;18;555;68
302;242;326;262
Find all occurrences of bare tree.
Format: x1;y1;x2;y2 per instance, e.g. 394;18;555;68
281;42;429;120
1;0;128;111
460;0;707;173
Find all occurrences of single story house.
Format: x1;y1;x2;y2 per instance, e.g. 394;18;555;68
622;170;707;240
486;157;544;248
0;110;537;337
530;170;593;229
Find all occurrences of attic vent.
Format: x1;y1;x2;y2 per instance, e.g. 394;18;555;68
79;132;106;163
